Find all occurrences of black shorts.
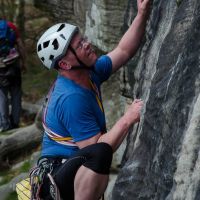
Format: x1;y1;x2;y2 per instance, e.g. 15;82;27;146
0;60;21;87
39;142;113;200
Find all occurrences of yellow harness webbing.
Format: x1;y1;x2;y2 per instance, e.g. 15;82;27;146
89;79;104;113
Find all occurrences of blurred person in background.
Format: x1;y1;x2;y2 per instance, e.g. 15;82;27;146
0;17;26;132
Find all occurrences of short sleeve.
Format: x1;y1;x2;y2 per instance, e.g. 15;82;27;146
94;55;112;83
61;93;101;142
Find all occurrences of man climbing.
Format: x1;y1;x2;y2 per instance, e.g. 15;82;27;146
35;0;151;199
0;18;26;131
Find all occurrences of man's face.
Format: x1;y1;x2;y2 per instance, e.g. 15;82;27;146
69;33;98;68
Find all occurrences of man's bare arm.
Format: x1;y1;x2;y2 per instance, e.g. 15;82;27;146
108;0;151;73
76;99;143;152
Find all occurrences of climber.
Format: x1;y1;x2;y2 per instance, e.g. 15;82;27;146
35;0;151;199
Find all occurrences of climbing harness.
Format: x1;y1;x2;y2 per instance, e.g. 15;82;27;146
16;158;62;200
89;78;104;113
89;77;107;133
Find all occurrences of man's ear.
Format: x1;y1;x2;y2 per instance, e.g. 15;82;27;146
58;59;72;70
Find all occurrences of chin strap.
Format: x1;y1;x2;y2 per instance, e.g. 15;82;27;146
68;45;95;71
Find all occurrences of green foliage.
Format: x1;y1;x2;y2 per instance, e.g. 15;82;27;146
0;0;18;21
19;161;31;173
0;171;18;185
22;53;57;103
5;191;17;200
0;161;31;186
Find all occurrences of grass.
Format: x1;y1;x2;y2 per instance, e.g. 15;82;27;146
5;191;18;200
0;161;31;186
0;129;16;136
19;161;31;173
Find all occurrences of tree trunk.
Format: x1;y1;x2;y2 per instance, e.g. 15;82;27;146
17;0;25;41
0;124;42;169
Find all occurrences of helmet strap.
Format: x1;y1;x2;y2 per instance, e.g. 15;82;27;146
68;45;94;71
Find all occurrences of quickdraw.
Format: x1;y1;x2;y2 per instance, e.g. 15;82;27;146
16;158;61;200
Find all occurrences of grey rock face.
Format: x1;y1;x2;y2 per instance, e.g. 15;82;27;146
112;0;200;199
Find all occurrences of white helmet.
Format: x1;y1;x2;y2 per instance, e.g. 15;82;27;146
37;23;78;69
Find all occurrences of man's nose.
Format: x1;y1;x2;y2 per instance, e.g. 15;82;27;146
83;41;91;50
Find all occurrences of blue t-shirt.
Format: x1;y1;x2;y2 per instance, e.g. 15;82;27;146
41;55;112;158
